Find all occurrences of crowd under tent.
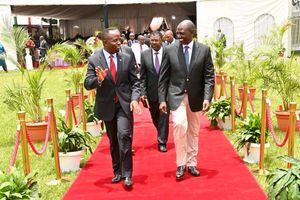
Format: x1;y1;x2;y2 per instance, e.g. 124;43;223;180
0;0;299;70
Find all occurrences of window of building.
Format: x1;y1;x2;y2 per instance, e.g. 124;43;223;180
254;14;275;47
292;17;300;50
213;17;234;47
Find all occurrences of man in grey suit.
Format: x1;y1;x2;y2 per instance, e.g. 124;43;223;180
140;31;169;152
159;20;215;180
84;27;141;188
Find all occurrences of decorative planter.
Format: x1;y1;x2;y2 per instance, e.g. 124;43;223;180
238;86;256;100
59;149;84;172
275;110;300;132
71;94;88;107
217;117;231;130
26;121;48;142
86;121;103;137
243;143;270;164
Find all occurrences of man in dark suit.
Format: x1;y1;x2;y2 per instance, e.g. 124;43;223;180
84;27;141;188
140;31;169;152
158;20;215;180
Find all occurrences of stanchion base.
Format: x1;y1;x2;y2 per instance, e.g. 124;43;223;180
46;177;71;186
251;169;270;176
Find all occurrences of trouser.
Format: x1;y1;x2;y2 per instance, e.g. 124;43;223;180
104;102;133;178
171;95;200;167
148;100;169;145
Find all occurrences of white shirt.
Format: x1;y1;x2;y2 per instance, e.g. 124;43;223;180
152;47;163;68
131;43;149;64
182;40;194;65
103;49;118;70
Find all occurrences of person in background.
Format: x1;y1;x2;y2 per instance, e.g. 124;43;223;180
165;30;176;45
158;20;215;181
84;27;141;189
26;35;36;68
0;42;8;72
39;36;48;61
140;31;169;152
128;32;137;47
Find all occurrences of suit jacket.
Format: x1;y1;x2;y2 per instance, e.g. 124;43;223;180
140;48;164;102
84;49;141;121
158;41;215;112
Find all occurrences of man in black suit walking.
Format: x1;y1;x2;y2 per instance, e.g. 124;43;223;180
159;20;215;180
140;31;169;152
84;27;141;188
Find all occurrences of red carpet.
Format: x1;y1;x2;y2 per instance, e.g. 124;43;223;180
63;108;267;200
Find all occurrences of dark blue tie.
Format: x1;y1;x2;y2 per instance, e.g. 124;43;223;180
154;52;160;74
184;45;190;71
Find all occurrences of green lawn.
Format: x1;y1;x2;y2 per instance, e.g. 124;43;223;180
0;68;101;199
0;68;299;199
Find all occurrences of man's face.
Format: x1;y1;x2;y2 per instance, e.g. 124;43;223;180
176;26;193;45
129;34;135;40
138;36;145;45
150;35;162;51
104;30;121;54
165;33;174;43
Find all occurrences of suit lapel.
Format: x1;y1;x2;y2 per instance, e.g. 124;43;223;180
149;49;157;74
188;42;199;75
177;44;188;74
116;52;123;84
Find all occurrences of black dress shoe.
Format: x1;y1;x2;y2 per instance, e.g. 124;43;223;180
158;144;167;152
176;166;186;180
124;177;133;188
187;166;200;177
111;174;122;183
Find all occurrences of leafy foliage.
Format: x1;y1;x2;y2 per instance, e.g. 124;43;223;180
252;21;300;110
0;168;39;200
207;97;231;127
84;100;98;123
267;156;300;200
235;112;268;152
57;119;94;154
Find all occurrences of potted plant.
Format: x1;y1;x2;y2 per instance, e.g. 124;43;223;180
207;97;231;130
252;21;300;131
57;119;94;172
48;43;88;106
228;42;257;100
1;21;49;142
0;167;39;199
84;100;104;137
267;156;300;200
235;112;269;164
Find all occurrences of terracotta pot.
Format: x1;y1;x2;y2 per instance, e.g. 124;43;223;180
275;110;300;132
238;86;256;100
26;121;49;142
71;94;88;107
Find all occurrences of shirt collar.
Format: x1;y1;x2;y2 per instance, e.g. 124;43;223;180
103;49;116;59
153;47;163;54
183;40;194;50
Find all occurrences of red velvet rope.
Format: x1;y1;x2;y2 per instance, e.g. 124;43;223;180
266;102;289;147
9;129;21;167
25;112;51;155
247;90;255;113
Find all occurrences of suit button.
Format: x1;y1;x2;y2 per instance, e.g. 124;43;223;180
186;78;189;82
184;89;187;93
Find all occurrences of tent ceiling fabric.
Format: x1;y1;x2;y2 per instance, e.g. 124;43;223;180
11;3;195;20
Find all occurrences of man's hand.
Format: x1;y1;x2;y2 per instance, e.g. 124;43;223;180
159;102;167;114
140;96;150;108
96;66;108;81
130;100;142;115
202;100;210;112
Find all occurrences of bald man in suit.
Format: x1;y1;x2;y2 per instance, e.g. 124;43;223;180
159;20;215;180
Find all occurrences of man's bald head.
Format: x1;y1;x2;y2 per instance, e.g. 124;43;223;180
176;20;195;45
165;30;174;44
177;20;195;35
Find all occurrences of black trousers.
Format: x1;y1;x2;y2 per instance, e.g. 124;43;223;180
104;103;133;178
148;100;169;145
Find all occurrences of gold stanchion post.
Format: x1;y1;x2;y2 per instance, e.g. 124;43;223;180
220;74;224;98
47;99;61;180
80;83;87;132
288;102;296;169
242;81;248;120
230;76;235;132
17;112;30;175
65;89;73;129
90;89;96;103
259;89;267;173
213;74;217;101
